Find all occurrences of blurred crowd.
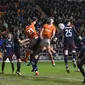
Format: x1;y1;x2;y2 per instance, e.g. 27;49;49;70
36;0;85;31
0;0;85;37
0;0;46;36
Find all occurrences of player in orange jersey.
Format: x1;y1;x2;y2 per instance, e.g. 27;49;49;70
24;19;41;76
40;18;56;67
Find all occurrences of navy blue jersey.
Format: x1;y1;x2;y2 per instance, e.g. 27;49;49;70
4;38;14;53
0;39;5;46
14;35;21;49
57;25;78;44
64;26;75;43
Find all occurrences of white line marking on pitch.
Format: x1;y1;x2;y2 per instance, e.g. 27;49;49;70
34;76;83;82
0;76;83;82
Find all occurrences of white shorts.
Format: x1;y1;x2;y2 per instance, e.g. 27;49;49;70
40;38;50;48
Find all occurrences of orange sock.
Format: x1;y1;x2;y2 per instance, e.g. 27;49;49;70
26;52;30;59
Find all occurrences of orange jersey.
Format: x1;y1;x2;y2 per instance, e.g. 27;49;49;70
24;22;38;39
42;24;56;38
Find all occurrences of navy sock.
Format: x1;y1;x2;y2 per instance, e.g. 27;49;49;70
72;53;76;61
11;62;14;72
17;62;21;72
2;62;5;72
64;55;68;68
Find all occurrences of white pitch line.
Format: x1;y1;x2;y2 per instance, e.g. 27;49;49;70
0;75;83;82
34;75;83;82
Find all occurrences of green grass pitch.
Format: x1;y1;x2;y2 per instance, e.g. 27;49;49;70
0;61;84;85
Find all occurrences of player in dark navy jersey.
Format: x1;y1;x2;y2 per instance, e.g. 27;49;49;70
24;19;41;76
2;32;14;73
63;23;78;73
54;20;82;73
77;37;85;83
13;29;29;75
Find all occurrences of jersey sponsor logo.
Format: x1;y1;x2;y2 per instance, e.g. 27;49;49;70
44;28;51;32
6;44;12;47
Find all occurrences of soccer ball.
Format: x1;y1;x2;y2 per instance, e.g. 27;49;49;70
58;23;65;30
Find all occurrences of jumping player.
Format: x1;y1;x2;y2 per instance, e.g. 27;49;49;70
40;18;56;67
24;19;41;76
54;20;82;73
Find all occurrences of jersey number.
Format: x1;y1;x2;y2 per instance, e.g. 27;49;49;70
65;29;72;37
27;28;34;35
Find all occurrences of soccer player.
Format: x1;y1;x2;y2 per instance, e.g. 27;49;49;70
23;18;38;64
55;20;82;73
40;18;56;67
77;37;85;83
2;32;14;73
24;19;41;76
13;29;29;76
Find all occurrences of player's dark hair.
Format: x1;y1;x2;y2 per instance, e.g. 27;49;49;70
46;18;51;24
32;17;38;21
23;19;32;28
65;19;71;24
